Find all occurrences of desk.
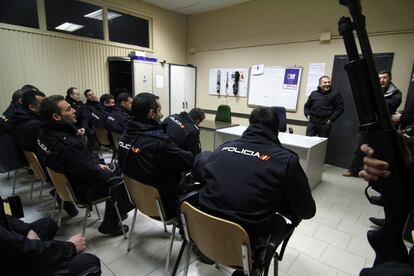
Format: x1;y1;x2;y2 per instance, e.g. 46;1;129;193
214;126;327;189
199;120;239;151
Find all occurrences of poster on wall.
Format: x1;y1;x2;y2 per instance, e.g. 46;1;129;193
283;68;301;89
208;68;249;97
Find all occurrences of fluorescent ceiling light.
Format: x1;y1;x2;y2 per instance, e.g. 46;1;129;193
55;22;84;32
84;9;122;20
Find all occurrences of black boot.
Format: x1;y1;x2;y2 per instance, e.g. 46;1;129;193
98;201;129;236
369;217;385;227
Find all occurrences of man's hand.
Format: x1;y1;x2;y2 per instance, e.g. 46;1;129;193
359;144;390;181
326;119;331;125
392;113;402;124
77;128;85;136
306;115;310;121
99;164;110;171
26;229;40;240
68;234;86;253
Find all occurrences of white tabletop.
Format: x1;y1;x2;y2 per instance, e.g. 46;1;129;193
216;125;327;149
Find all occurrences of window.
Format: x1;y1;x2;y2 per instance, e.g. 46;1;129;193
45;0;103;40
108;10;150;48
0;0;39;29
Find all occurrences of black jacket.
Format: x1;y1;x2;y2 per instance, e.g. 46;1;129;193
195;124;316;233
65;95;88;130
118;118;194;216
107;106;131;134
162;112;201;156
0;203;75;275
383;83;402;115
11;109;43;152
83;100;108;131
304;87;344;124
37;122;112;202
3;101;21;120
0;114;11;135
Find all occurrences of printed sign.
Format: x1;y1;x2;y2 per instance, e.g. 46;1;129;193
283;68;300;89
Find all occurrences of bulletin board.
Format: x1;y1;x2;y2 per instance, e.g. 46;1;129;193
208;68;249;97
248;66;302;111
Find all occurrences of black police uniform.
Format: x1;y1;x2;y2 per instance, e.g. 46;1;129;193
37;122;123;232
11;108;43;152
162;112;201;156
82;100;108;152
195;123;316;241
0;114;11;135
65;95;88;130
0;197;100;276
3;101;21;120
304;87;344;137
106;106;131;134
117;118;194;218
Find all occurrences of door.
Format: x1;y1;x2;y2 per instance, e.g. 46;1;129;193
133;61;153;94
325;53;394;168
169;64;196;115
184;66;196;112
153;63;170;116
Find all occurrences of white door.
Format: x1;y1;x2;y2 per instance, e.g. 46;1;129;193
153;63;170;116
133;61;153;94
170;65;186;114
184;66;196;112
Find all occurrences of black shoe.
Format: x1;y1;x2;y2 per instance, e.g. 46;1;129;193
369;195;384;206
98;223;129;236
121;213;128;221
232;271;245;276
369;217;385;227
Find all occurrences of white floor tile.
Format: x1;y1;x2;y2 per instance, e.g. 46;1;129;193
288;232;328;260
320;245;366;275
288;254;338;276
346;236;375;261
314;224;351;249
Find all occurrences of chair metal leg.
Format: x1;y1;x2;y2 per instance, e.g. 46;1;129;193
29;179;35;207
82;207;90;237
127;208;138;252
171;240;187;276
155;199;168;233
51;192;58;220
273;255;278;276
164;223;176;276
183;242;193;276
12;170;17;195
95;205;101;220
7;171;10;179
57;200;64;228
39;180;44;204
113;201;127;239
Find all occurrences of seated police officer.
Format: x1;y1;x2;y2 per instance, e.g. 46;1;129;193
83;89;106;152
117;92;194;218
0;196;101;275
162;108;205;156
11;88;45;152
99;94;115;113
37;95;128;236
65;87;87;137
108;93;132;134
194;107;316;272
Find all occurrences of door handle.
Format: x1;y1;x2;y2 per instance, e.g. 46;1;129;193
182;102;185;109
185;101;188;109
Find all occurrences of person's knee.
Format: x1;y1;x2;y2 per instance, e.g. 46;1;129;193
31;217;58;240
68;253;101;276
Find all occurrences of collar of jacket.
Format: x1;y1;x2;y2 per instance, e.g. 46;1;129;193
42;121;78;135
383;83;398;97
13;108;42;123
241;123;281;145
65;95;83;106
128;117;162;131
115;105;131;115
86;99;99;106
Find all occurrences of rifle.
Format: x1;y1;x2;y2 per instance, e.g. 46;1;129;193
338;0;412;265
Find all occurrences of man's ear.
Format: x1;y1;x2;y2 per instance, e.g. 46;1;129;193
28;104;37;113
52;113;62;122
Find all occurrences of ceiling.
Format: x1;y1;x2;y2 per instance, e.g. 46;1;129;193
142;0;252;15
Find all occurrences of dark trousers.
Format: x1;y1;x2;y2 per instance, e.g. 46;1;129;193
306;122;331;138
360;261;414;276
31;218;101;276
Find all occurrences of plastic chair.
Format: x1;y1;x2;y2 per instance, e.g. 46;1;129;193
179;201;297;276
215;105;232;123
46;167;126;239
123;174;176;276
93;127;114;157
22;151;47;206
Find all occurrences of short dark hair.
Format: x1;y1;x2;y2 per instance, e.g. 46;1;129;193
21;89;46;110
189;108;205;122
131;92;159;118
100;94;114;105
379;70;392;80
249;107;279;133
66;87;78;96
39;95;64;120
84;89;93;97
12;89;24;103
21;84;39;92
117;92;132;105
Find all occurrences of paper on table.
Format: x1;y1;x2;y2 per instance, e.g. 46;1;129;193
156;75;164;88
306;63;326;96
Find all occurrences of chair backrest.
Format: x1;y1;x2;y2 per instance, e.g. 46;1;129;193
23;151;47;181
46;167;77;203
181;202;252;270
111;132;122;150
215;105;232;123
270;106;287;132
93;127;112;146
0;134;27;173
123;174;166;219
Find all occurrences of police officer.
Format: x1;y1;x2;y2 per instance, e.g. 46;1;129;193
162;108;205;156
194;107;316;271
117;93;194;218
83;89;107;152
304;75;344;137
11;88;45;152
37;95;128;236
108;93;132;134
65;87;87;137
0;197;101;275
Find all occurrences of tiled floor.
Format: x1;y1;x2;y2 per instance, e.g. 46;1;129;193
0;164;384;276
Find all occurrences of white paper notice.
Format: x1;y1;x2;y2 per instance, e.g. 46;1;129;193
306;63;326;95
156;75;164;88
251;64;264;75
